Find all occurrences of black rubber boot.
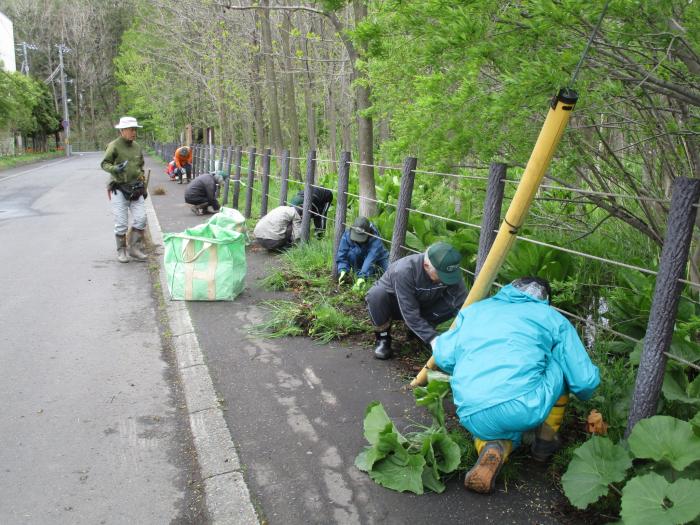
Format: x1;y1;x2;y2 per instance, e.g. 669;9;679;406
373;332;393;360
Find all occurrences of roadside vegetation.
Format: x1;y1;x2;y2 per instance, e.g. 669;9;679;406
0;150;64;171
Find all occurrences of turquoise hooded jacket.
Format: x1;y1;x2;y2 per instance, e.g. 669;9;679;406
433;285;600;443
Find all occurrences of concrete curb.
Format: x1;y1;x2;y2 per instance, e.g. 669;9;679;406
145;198;259;525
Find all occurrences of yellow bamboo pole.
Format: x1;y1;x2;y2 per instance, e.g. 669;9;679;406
410;88;578;388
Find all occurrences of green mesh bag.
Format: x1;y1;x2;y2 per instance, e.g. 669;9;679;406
163;219;246;301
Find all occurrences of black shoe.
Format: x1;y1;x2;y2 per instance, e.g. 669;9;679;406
373;334;393;360
531;435;561;463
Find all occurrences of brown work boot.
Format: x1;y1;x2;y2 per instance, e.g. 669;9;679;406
464;442;505;494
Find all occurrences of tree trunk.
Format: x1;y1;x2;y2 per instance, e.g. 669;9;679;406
250;23;266;152
259;0;283;153
280;10;301;180
352;0;376;217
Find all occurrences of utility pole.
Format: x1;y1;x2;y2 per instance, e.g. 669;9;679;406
17;42;38;75
57;44;70;157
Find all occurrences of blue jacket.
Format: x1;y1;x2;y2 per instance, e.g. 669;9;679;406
433;285;599;424
335;224;389;278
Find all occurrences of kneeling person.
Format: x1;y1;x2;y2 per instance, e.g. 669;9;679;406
184;172;223;215
253;205;302;251
365;242;467;360
336;216;389;286
432;277;600;494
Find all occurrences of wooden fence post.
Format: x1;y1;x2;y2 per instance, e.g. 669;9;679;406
279;150;290;206
476;162;507;276
332;151;351;278
222;145;233;206
300;149;316;242
261;148;271;217
625;177;700;435
232;146;242;209
389;157;418;262
244;147;257;218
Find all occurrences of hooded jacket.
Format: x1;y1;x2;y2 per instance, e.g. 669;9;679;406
335;223;389;278
433;284;600;423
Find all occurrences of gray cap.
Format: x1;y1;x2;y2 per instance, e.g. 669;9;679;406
350;217;371;242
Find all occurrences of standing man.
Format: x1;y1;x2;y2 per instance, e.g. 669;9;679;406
101;116;147;263
432;277;600;494
365;242;467;360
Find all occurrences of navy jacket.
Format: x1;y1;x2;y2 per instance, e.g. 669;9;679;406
335;224;389;278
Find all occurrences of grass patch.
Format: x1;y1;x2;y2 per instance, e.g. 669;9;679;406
0;151;64;171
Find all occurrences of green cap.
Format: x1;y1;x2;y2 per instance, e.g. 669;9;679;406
290;194;303;207
427;242;462;285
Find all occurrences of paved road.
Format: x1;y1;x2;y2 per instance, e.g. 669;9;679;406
0;155;204;524
145;153;565;524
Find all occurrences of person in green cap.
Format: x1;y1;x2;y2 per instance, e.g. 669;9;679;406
365;242;467;359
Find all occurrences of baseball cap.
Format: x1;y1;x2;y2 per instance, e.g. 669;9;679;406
349;216;371;242
427;242;462;285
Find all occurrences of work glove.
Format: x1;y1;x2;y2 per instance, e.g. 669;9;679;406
114;160;128;173
338;271;348;285
352;277;366;292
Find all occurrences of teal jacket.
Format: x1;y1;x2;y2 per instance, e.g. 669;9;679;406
433;285;599;423
101;136;145;184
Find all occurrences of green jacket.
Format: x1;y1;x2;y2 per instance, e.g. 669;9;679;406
101;136;145;184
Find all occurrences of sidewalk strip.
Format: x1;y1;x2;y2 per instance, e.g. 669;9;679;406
145;198;259;525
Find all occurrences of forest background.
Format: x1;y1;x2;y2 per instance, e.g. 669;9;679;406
2;0;700;517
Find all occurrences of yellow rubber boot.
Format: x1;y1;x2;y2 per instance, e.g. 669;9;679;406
531;394;569;462
465;439;512;494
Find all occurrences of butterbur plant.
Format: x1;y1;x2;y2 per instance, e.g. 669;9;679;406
561;415;700;524
355;379;463;494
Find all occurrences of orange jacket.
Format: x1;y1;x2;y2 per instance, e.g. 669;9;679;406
174;146;193;168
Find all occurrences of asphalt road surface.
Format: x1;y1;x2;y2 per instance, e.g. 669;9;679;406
0;154;204;524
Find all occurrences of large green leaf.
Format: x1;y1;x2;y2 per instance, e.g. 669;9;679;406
428;433;461;474
362;401;406;445
662;369;700;407
628;416;700;471
369;453;426;494
414;380;451;427
421;465;446;494
621;473;700;525
561;436;632;509
691;412;700;437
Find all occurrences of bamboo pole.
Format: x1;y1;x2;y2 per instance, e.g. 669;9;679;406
410;88;578;388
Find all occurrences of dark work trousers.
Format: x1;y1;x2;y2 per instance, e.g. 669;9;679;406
257;222;293;251
365;285;455;333
313;202;332;234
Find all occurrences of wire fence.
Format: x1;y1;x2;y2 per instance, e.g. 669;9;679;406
152;141;700;384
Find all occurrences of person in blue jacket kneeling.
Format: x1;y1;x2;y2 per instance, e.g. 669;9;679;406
432;277;600;494
335;217;389;289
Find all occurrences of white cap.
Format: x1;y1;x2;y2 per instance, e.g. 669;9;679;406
114;116;142;129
